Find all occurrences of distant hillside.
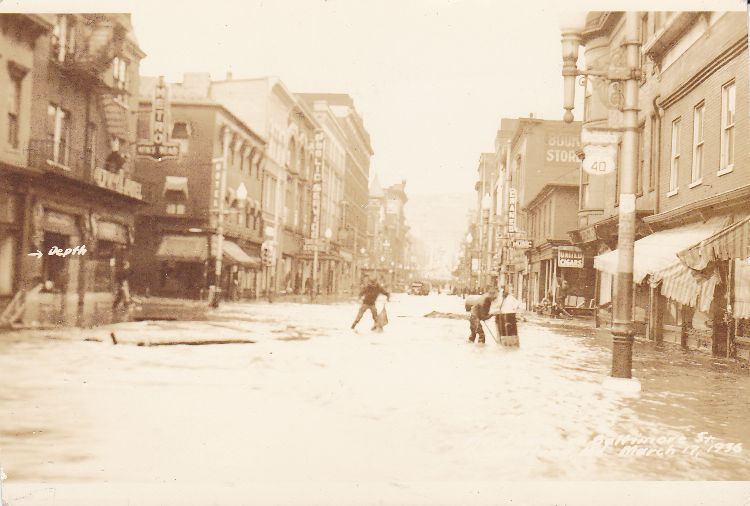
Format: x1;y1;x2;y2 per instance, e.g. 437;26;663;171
405;192;475;273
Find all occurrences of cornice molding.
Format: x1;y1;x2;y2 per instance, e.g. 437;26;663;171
658;36;748;110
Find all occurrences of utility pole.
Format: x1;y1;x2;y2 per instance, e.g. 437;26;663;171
209;132;230;308
560;11;642;380
610;11;641;378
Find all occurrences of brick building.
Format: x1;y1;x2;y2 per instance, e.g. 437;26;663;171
132;76;266;300
1;14;148;327
574;11;749;358
495;116;582;304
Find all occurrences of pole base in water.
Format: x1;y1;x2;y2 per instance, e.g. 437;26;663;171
602;376;641;394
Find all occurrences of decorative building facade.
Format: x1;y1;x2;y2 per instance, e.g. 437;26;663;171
575;11;749;358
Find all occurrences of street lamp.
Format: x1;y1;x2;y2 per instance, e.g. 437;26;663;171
481;193;492;287
560;12;642;384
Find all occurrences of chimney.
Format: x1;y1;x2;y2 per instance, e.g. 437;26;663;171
182;72;211;97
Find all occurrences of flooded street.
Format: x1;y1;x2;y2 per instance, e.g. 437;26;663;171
2;294;750;503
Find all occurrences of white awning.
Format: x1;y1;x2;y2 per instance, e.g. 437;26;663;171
593;217;729;283
222;240;260;268
163;176;188;196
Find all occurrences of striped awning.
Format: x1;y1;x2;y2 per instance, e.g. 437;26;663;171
594;217;729;283
677;215;750;271
651;262;719;313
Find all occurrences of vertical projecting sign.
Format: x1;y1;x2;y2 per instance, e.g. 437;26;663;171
136;76;180;161
310;130;324;241
507;187;517;234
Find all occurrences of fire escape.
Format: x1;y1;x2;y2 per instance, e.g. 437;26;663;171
49;15;131;169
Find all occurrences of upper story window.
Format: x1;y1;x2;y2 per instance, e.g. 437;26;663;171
637;123;645;194
112;56;129;105
639;14;648;84
7;71;23;150
692;102;704;183
51;15;75;63
720;81;736;172
669;118;681;192
47;103;72;166
649;115;658;191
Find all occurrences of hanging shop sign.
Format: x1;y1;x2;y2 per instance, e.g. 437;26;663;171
136;76;180;161
558;249;584;268
310;129;324;240
507;188;517;233
580;226;597;243
93;167;143;199
512;239;532;249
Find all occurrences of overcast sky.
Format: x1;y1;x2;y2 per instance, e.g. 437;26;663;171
7;0;746;197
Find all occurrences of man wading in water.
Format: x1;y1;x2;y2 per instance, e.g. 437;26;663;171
351;277;390;331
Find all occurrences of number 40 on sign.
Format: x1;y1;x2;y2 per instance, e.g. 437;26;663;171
582;144;617;176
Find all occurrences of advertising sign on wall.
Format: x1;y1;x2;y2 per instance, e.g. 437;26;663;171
558;249;584;268
545;132;581;164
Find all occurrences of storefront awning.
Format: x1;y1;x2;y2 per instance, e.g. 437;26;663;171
222;240;261;268
163;176;189;196
156;235;208;262
677;215;750;271
593;217;729;283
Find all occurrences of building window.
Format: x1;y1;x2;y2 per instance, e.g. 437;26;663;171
42;232;68;291
0;233;16;296
7;72;22;149
637;123;645;194
639;13;648;84
669;118;681;193
691;102;704;184
112;56;129;104
86;122;97;171
51;15;75;62
47;104;71;166
581;170;590;210
720;81;736;172
649;115;658;191
166;203;186;215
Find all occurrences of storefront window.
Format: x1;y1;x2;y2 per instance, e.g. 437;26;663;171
93;240;116;292
0;233;16;296
42;232;68;292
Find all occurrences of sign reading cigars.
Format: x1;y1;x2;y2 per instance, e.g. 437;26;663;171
136;76;180;161
558;249;584;268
